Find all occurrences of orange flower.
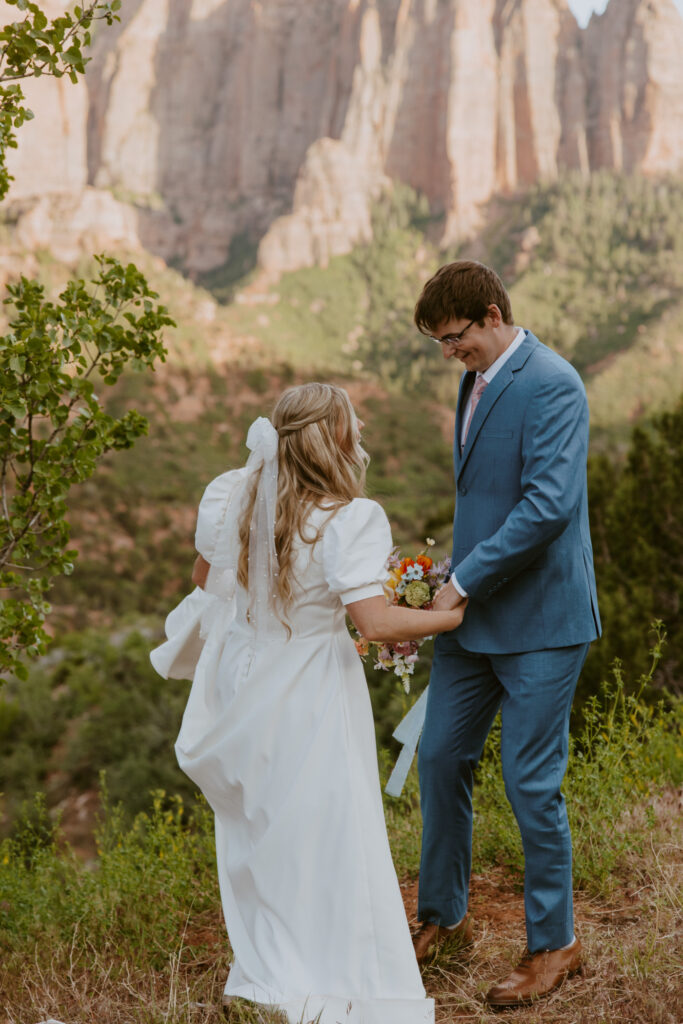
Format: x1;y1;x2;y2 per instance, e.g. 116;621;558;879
416;555;433;571
399;557;415;574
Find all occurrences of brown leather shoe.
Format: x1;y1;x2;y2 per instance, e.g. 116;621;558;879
412;915;474;965
486;937;583;1008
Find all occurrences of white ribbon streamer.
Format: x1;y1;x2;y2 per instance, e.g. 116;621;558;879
384;686;429;797
244;417;280;635
150;416;282;683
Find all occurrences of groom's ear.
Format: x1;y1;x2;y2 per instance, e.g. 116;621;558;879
486;303;503;327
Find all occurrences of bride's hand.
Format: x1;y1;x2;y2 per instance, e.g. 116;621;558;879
432;579;466;611
192;554;211;589
442;598;468;629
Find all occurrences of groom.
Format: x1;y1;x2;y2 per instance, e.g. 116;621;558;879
412;261;600;1007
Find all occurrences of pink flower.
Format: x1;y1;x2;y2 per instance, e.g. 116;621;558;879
393;641;417;657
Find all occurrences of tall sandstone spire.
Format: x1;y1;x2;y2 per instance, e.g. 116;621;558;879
581;0;683;173
5;0;683;274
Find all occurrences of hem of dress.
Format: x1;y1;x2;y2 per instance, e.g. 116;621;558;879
225;984;434;1024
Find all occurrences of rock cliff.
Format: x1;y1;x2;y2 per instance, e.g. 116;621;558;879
4;0;683;274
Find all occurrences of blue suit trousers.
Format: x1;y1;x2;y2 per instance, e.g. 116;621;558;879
417;634;589;952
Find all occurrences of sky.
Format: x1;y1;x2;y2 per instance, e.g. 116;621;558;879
567;0;683;26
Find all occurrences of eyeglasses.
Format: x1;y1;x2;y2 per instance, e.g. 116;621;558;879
430;319;477;347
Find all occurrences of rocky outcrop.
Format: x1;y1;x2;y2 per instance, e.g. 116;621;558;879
11;188;142;264
4;0;683;275
582;0;683;173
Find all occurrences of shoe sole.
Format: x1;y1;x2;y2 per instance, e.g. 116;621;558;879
486;963;583;1010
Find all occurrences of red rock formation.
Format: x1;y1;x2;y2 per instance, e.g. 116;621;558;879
582;0;683;173
4;0;683;274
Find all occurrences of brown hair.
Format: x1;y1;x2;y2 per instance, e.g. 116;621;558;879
414;260;513;335
237;383;367;611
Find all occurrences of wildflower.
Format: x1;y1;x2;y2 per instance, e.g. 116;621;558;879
394;640;417;657
355;637;370;657
386;569;402;590
404;580;431;607
426;537;436;546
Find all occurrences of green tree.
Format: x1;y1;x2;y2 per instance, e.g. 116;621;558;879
0;1;174;678
0;0;120;200
353;185;441;390
582;396;683;704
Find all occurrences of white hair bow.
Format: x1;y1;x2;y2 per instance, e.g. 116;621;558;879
244;417;280;634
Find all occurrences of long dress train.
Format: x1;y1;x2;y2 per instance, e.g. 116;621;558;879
151;471;433;1024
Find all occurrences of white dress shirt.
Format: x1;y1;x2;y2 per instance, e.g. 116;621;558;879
452;327;526;597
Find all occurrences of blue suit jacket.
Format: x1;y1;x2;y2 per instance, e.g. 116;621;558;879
450;330;601;654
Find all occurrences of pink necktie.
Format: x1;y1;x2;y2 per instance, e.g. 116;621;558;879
462;375;488;447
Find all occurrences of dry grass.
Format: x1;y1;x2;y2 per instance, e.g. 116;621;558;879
1;794;680;1024
416;791;683;1024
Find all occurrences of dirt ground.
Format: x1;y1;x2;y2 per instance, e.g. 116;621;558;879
397;825;682;1023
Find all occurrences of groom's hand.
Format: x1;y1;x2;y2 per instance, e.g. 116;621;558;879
432;579;465;611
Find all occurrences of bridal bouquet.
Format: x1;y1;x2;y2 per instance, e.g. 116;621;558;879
352;539;450;693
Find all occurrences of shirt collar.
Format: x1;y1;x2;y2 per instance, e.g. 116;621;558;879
478;327;526;384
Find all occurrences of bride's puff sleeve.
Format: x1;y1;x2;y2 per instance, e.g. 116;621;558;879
195;468;249;562
322;498;393;605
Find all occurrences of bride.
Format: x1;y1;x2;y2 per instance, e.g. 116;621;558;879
151;382;466;1024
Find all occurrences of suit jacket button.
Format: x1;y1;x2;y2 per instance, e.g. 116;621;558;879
459;485;468;496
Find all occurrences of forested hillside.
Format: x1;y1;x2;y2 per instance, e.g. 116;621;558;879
1;172;682;842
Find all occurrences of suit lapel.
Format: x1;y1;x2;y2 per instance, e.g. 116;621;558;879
456;370;473;454
457;331;537;479
454;371;474;471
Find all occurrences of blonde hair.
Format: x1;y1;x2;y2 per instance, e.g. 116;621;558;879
237;383;368;609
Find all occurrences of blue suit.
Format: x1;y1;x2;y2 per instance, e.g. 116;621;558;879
417;331;600;951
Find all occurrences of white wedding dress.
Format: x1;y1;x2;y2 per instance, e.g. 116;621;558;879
151;469;434;1024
